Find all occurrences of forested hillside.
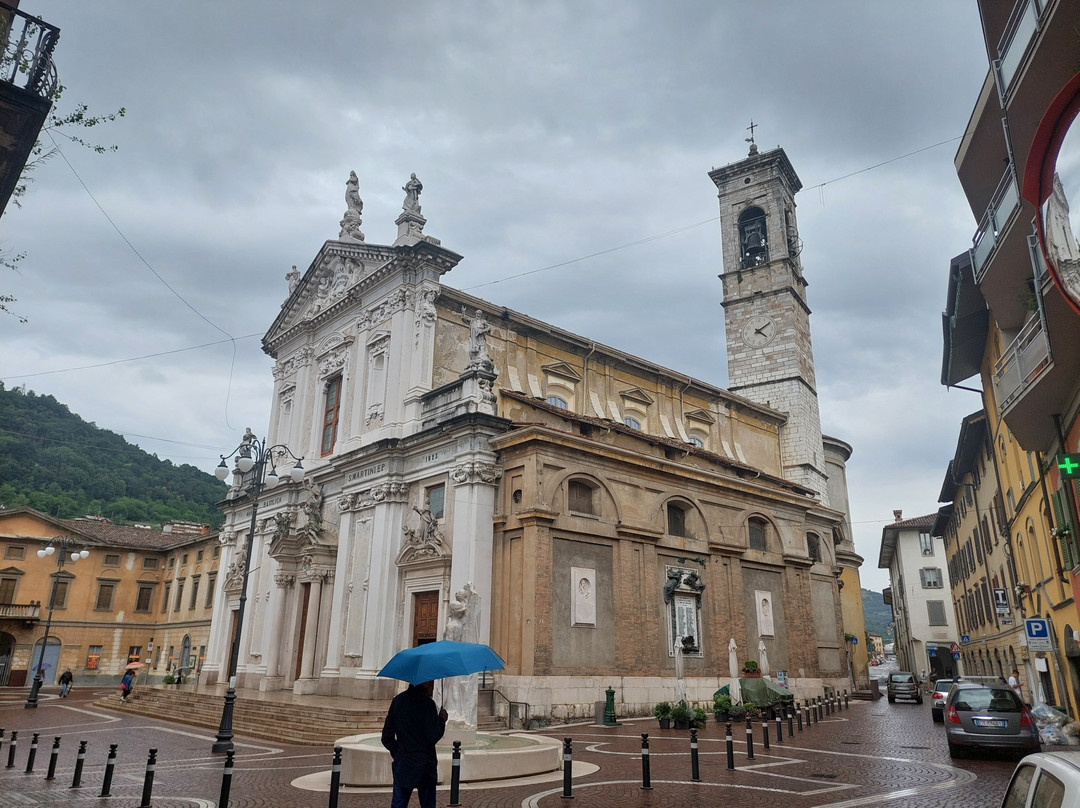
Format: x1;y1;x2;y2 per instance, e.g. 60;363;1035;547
0;384;227;526
862;587;893;641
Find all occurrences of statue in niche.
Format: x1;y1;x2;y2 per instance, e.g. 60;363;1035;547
460;307;494;372
402;172;423;213
443;583;482;724
286;265;300;295
299;480;324;545
339;171;365;241
273;511;293;542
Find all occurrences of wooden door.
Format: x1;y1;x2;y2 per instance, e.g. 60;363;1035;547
295;582;310;679
412;591;440;646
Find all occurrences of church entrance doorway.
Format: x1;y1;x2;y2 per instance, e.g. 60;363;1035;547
412;591;439;646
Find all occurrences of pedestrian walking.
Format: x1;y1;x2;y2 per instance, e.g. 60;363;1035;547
1009;668;1023;700
119;669;134;703
380;681;448;808
58;669;73;698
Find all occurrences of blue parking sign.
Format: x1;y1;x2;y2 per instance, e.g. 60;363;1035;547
1025;618;1052;651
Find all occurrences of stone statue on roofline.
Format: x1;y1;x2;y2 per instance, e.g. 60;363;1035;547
402;172;423;213
338;170;365;241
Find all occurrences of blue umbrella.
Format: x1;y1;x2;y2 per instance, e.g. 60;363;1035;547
378;640;504;685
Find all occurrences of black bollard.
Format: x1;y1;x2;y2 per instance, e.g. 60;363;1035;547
775;708;783;743
448;741;461;807
725;722;735;770
640;733;652;790
745;716;755;760
25;732;39;773
46;736;60;780
6;731;17;769
329;745;343;808
71;740;87;789
100;744;117;797
139;748;157;808
845;689;850;709
690;728;700;782
0;729;4;759
787;705;794;736
761;716;770;751
565;734;574;799
219;748;234;808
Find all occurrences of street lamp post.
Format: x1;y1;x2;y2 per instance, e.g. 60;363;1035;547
211;431;304;754
25;538;90;708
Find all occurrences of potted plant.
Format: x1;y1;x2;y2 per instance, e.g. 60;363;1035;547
743;699;759;718
729;704;747;723
671;700;693;730
692;706;708;729
741;659;761;678
713;692;732;722
653;701;672;729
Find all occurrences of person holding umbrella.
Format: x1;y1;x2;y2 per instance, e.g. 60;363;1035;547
380;680;447;808
119;668;135;703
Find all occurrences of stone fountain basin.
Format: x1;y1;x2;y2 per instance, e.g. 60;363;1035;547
336;732;562;786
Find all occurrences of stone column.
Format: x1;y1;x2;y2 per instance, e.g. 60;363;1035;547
322;507;354;676
295;575;323;693
448;460;502;644
261;572;294;691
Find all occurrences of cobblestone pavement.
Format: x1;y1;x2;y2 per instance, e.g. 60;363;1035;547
0;688;1049;807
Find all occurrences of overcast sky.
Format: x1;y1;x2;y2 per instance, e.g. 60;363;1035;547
1;2;992;591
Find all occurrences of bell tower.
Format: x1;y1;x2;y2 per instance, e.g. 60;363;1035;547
709;141;829;504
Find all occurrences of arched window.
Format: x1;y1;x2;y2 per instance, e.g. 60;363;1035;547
687;432;706;449
668;503;688;537
546;394;568;409
738;207;769;268
568;479;596;515
624;416;642;430
748;517;768;551
807;533;822;563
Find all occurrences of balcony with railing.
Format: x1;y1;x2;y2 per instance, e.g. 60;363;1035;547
993;0;1046;103
972;165;1022;283
0;2;59;217
993;313;1051;414
0;601;42;623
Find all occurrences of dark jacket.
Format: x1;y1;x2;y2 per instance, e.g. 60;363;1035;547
380;685;447;788
59;671;73;685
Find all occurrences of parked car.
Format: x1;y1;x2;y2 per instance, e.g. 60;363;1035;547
945;680;1040;760
931;677;963;723
1000;751;1080;808
931;675;1005;723
887;671;922;704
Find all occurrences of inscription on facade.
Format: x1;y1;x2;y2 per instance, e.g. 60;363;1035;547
347;463;386;482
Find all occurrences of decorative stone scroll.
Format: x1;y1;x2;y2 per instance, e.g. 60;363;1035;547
274;573;296;589
357;289;413;331
450;462;502;486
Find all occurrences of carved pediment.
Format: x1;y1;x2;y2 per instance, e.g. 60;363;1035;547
685;408;715;425
619;386;655;406
0;565;25;576
265;242;398;345
542;362;581;383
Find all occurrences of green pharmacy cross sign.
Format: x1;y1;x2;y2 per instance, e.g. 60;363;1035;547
1059;454;1080;479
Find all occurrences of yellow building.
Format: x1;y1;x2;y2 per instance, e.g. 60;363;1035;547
0;508;220;688
939;1;1080;714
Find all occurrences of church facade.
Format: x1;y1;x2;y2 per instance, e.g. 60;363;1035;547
203;146;865;719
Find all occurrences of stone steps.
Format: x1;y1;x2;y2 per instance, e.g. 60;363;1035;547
96;686;514;744
97;687;390;746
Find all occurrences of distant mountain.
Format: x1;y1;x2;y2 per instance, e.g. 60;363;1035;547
862;587;893;641
0;383;227;527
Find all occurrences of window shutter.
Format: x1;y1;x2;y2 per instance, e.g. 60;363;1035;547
994;492;1008;536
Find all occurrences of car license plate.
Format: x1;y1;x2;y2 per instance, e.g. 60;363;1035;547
973;719;1007;728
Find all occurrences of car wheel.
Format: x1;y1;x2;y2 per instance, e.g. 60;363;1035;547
931;709;942;723
888;695;895;703
948;743;966;760
916;696;923;704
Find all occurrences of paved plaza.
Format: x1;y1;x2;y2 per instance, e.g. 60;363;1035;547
0;686;1041;807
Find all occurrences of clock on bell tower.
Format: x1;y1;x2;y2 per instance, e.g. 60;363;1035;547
709;143;829;503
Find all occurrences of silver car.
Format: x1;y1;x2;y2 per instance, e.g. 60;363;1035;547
945;680;1040;760
1001;752;1080;808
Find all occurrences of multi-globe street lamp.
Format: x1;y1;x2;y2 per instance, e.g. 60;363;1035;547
25;537;89;708
211;431;304;754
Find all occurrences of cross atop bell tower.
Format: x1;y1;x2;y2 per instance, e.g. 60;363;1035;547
709;145;829;504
